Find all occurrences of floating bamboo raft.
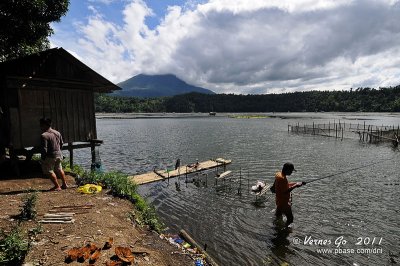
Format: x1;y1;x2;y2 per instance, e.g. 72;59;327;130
130;158;232;185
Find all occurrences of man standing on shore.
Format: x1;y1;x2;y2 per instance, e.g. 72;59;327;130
39;118;68;191
274;162;304;227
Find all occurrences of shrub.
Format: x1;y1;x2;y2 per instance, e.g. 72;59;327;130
19;192;38;221
0;227;29;266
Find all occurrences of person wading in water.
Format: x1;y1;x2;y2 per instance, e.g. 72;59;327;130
274;163;305;227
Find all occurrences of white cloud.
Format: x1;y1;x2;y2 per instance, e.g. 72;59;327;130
51;0;400;94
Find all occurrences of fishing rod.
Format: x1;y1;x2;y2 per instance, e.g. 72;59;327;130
304;156;396;184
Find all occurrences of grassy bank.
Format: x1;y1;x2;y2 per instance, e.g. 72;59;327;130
62;161;164;233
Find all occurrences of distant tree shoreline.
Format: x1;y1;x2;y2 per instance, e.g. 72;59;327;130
95;85;400;113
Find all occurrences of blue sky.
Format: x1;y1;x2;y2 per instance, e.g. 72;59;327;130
61;0;193;30
50;0;400;94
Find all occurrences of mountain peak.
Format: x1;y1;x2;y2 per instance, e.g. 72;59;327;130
115;74;215;98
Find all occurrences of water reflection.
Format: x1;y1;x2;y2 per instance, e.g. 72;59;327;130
269;218;292;265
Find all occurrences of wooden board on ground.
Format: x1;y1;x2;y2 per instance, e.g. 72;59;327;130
129;158;232;185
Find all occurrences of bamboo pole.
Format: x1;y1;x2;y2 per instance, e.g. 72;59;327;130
179;229;220;266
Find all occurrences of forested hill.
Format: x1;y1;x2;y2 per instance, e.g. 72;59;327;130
95;86;400;113
115;74;215;97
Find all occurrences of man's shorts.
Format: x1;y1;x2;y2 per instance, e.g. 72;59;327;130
41;157;63;174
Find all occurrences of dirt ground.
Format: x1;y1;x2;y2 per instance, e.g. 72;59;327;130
0;174;194;266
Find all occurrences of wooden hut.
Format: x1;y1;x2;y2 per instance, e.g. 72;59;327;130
0;47;120;168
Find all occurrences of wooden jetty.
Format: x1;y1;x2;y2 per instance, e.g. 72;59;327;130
130;158;232;185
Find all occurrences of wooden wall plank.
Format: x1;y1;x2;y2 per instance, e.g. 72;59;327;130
77;91;84;141
89;92;97;139
86;92;93;139
64;90;72;143
9;107;21;148
6;86;99;148
72;91;78;141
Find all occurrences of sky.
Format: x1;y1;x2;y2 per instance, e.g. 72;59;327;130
50;0;400;94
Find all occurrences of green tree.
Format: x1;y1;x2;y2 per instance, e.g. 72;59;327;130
0;0;69;61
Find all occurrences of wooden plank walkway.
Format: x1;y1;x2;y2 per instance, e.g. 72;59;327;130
129;158;232;185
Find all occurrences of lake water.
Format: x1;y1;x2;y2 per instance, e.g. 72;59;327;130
76;113;400;265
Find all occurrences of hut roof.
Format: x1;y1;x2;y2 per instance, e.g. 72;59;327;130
0;47;120;93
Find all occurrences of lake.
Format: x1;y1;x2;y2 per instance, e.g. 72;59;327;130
76;112;400;265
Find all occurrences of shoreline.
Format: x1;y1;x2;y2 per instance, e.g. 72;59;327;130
96;111;400;120
96;112;212;119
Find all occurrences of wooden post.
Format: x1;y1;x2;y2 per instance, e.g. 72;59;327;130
329;121;331;136
238;168;242;195
369;126;372;143
335;124;338;139
341;127;344;140
186;166;188;187
68;142;74;169
90;141;95;164
9;147;20;177
379;128;381;141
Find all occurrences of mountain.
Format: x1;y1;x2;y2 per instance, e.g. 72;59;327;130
115;74;215;97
